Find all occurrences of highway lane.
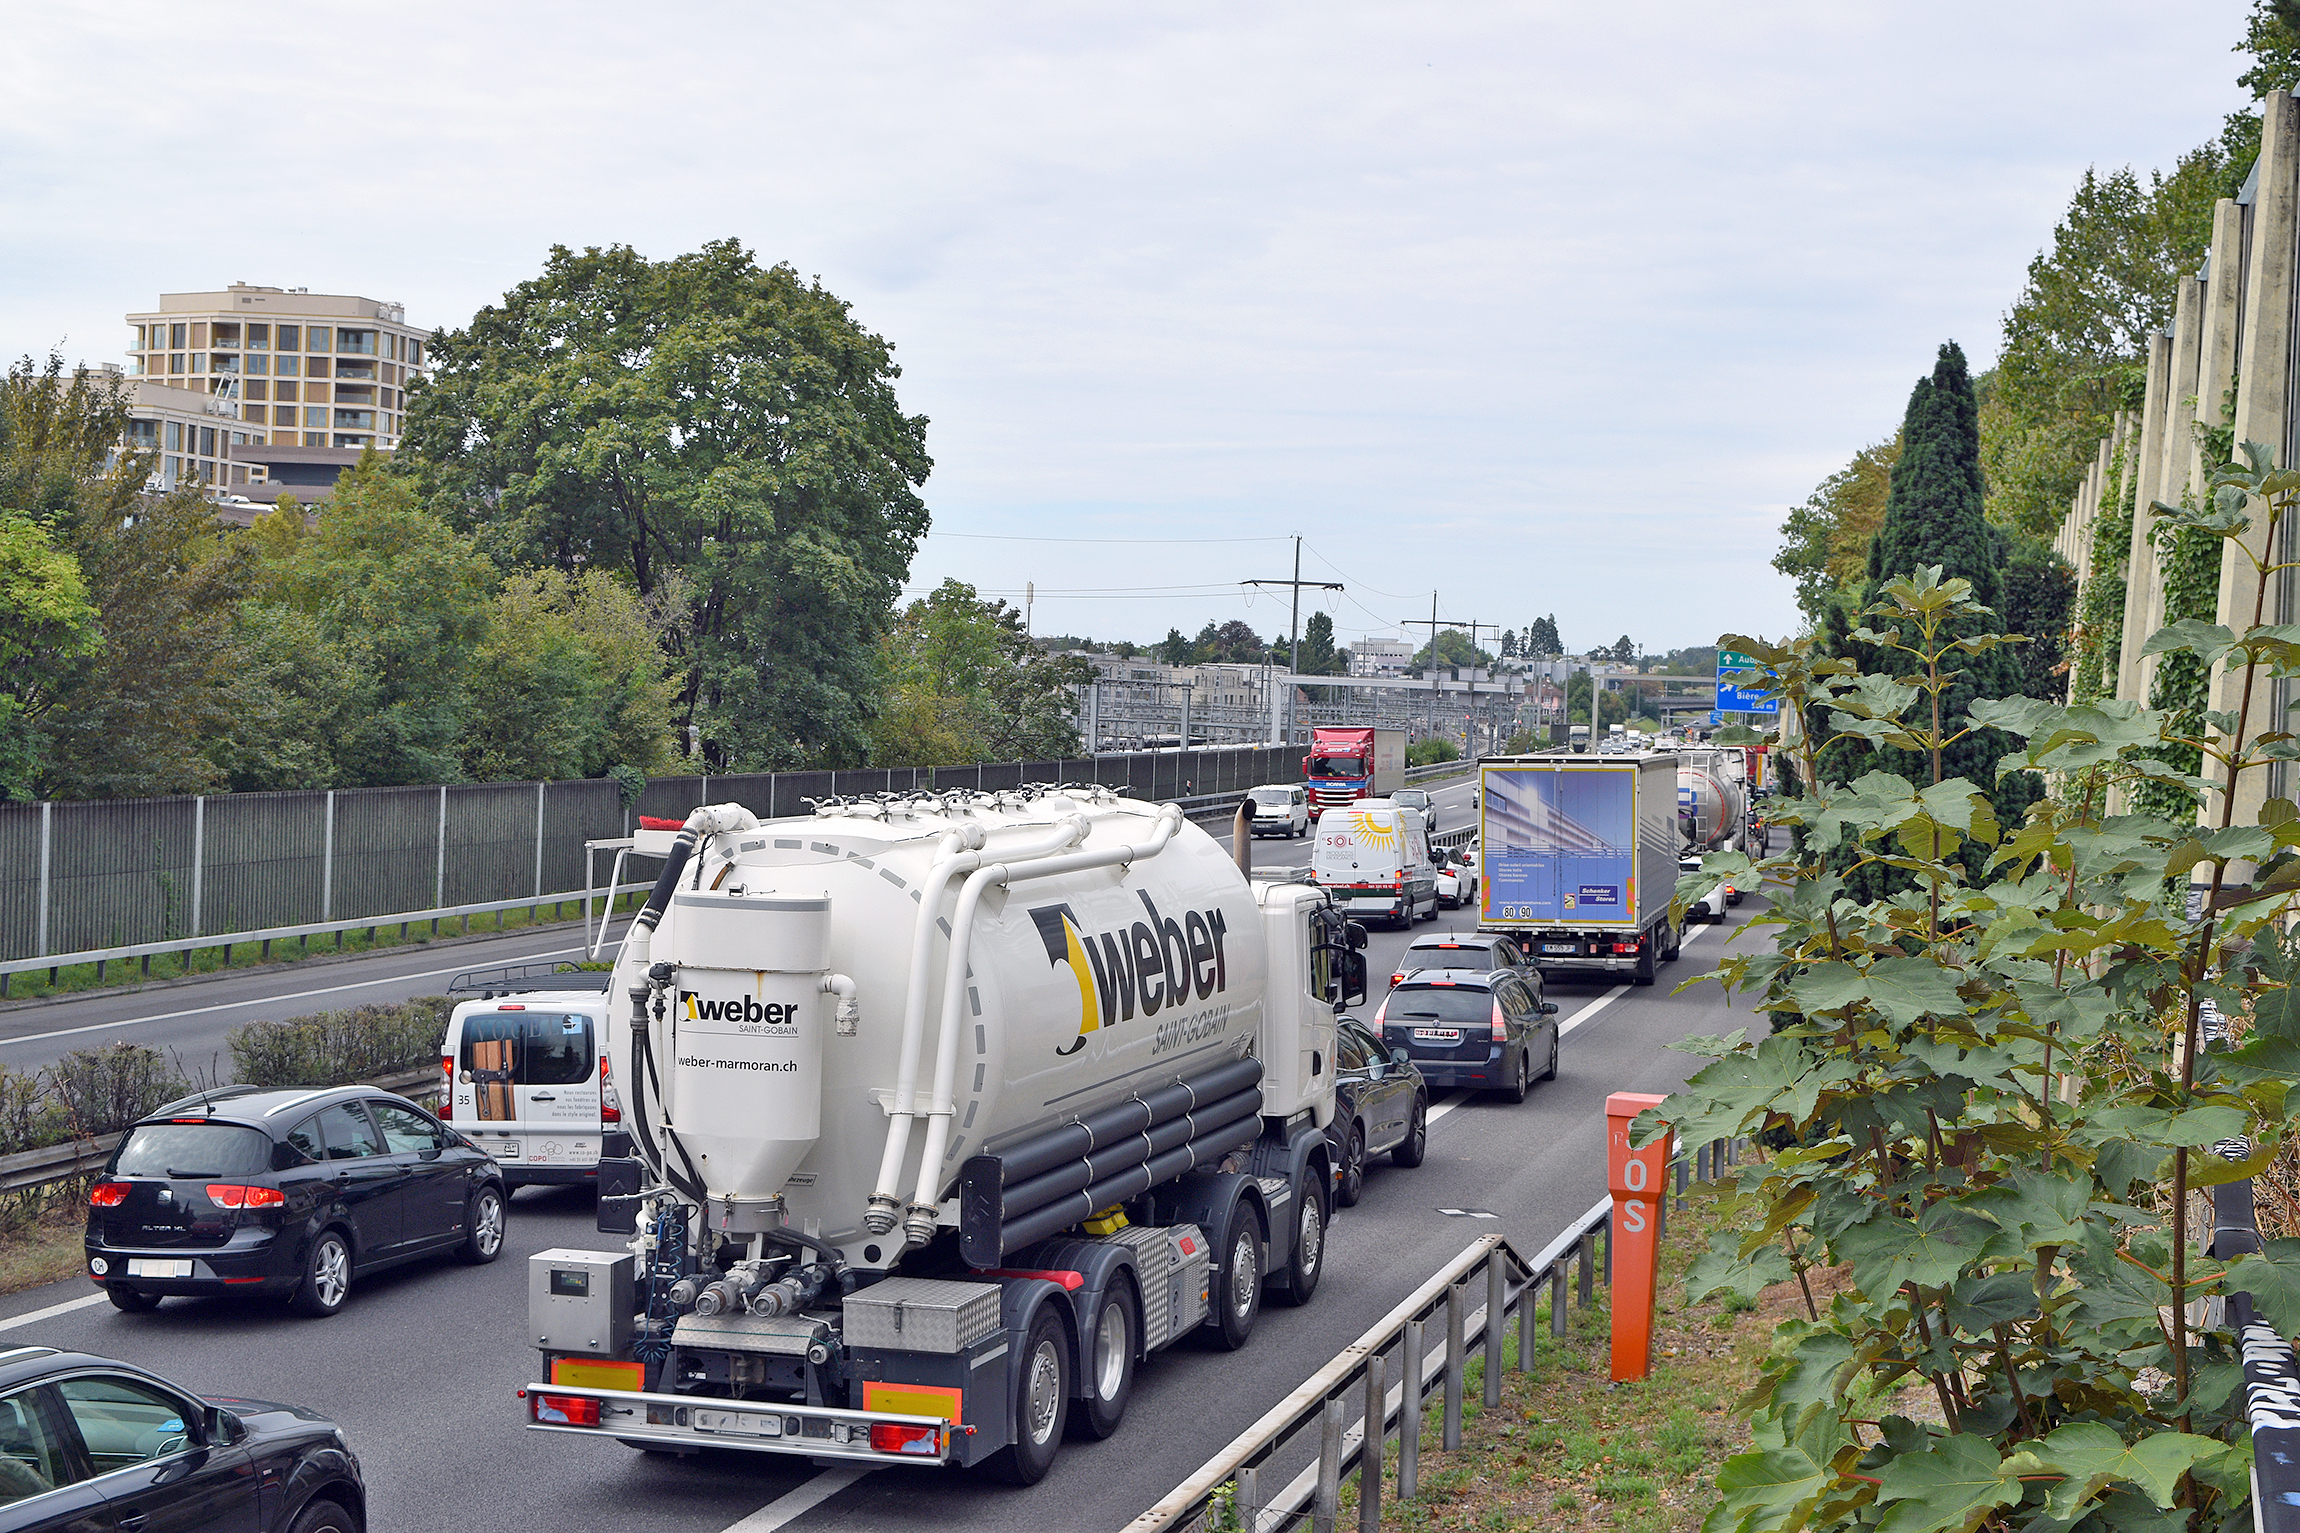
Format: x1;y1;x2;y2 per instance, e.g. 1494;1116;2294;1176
0;812;1762;1533
0;917;633;1076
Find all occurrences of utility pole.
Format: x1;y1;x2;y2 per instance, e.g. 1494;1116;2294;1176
1400;594;1468;747
1243;539;1341;748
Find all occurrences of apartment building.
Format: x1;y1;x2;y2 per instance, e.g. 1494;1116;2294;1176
1348;638;1412;677
121;284;428;493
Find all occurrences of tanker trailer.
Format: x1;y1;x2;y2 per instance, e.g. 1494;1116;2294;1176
521;786;1367;1483
1676;750;1746;854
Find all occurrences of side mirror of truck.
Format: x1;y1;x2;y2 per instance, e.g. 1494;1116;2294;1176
1344;953;1368;1006
1346;922;1368;951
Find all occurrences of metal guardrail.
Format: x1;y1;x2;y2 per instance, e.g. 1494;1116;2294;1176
0;1063;444;1198
1129;1192;1613;1533
0;883;655;996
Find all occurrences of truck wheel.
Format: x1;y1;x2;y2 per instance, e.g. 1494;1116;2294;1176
1663;922;1682;962
1335;1123;1367;1208
1273;1181;1326;1306
1632;942;1657;987
1071;1282;1139;1439
1205;1202;1265;1352
982;1307;1069;1483
1392;1097;1428;1167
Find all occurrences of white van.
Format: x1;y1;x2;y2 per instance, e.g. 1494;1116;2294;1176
1311;801;1438;927
437;964;619;1189
1247;783;1310;838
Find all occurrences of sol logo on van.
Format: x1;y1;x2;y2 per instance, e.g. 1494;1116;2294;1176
1028;892;1232;1057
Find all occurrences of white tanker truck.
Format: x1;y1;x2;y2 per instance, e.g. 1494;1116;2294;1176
1676;748;1747;854
521;786;1368;1483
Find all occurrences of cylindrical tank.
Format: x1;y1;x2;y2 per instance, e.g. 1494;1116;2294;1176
1677;764;1746;852
609;791;1267;1268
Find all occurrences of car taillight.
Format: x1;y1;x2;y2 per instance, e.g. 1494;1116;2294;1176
1492;1000;1508;1042
205;1184;285;1209
870;1422;942;1455
89;1182;128;1207
1372;997;1388;1025
439;1055;454;1120
1391;972;1407;988
600;1055;620;1124
533;1393;601;1427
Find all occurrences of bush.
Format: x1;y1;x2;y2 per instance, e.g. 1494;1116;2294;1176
228;998;451;1089
1406;737;1460;767
47;1045;187;1139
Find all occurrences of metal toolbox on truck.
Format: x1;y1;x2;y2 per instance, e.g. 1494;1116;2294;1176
530;1248;636;1354
842;1277;1002;1354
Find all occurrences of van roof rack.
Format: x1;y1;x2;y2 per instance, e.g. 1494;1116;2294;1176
447;962;615;999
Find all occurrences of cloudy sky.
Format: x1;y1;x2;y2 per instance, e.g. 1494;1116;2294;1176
0;2;2260;657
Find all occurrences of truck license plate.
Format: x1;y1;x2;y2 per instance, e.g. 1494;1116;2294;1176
1413;1029;1460;1042
693;1409;783;1438
1542;943;1577;954
127;1259;192;1278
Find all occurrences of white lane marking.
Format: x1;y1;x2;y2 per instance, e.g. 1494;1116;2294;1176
0;1292;107;1331
0;944;597;1050
718;1465;871;1533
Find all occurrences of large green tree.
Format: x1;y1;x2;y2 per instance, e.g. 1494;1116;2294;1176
1821;343;2040;881
1773;434;1900;627
403;239;931;770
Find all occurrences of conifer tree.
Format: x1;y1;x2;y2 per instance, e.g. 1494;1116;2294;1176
1819;342;2040;882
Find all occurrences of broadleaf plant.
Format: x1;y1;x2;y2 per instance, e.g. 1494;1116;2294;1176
1659;444;2300;1533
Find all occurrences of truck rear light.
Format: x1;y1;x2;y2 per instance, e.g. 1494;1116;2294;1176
1491;1000;1508;1042
1612;941;1640;955
869;1423;942;1456
439;1055;454;1119
89;1182;128;1207
533;1393;602;1427
600;1055;620;1124
205;1184;285;1209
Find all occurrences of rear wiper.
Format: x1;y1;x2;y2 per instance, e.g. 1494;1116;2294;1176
165;1169;218;1178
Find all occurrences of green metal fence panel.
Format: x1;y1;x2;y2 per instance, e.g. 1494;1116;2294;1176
329;786;442;922
200;791;327;936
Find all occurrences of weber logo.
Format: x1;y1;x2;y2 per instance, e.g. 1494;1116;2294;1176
679;992;801;1034
1029;891;1232;1057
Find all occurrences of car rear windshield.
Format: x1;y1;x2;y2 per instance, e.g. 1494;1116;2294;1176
1408;947;1492;969
1386;986;1492;1025
1250;789;1293;806
113;1122;272;1179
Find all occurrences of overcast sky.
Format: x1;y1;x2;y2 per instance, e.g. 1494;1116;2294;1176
0;2;2261;657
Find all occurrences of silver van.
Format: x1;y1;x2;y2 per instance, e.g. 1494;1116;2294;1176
437;965;617;1189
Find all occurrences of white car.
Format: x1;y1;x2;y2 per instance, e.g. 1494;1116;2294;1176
1435;848;1481;909
1679;853;1739;920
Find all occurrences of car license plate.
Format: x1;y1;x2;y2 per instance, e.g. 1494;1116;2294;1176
494;1137;521;1157
1542;943;1577;954
126;1259;192;1278
1413;1028;1460;1042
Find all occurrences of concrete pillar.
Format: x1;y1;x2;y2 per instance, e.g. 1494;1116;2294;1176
2207;88;2300;834
2117;332;2175;701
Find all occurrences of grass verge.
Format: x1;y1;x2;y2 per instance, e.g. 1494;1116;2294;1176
1330;1199;1785;1533
0;893;643;1005
0;1201;91;1298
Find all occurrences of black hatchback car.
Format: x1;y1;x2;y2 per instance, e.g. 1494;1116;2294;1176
0;1345;362;1533
1327;1018;1428;1208
1374;969;1560;1101
86;1086;507;1318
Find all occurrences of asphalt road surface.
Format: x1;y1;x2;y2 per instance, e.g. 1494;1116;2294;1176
0;772;1773;1533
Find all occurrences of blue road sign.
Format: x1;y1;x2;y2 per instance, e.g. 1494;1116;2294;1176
1715;651;1781;715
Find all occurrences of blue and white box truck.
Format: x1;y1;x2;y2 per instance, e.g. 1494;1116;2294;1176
1475;751;1681;985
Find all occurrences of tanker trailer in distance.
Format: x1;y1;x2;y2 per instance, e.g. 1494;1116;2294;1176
1303;726;1405;817
521;787;1368;1484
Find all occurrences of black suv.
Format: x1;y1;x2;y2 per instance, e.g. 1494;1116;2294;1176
1375;969;1560;1101
0;1345;362;1533
86;1086;507;1318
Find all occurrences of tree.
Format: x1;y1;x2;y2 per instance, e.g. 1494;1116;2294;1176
1773;434;1901;627
1410;628;1491;672
871;579;1091;765
403;239;931;771
1609;635;1636;665
1154;628;1193;667
1210;620;1263;665
1823;343;2039;882
1188;622;1220;663
0;512;96;798
1525;615;1561;656
462;569;684;783
1295;610;1340;676
1498;628;1519;659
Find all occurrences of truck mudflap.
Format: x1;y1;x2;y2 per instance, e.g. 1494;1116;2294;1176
521;1381;963;1464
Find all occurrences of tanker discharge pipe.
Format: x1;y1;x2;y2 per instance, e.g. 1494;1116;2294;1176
901;804;1185;1246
